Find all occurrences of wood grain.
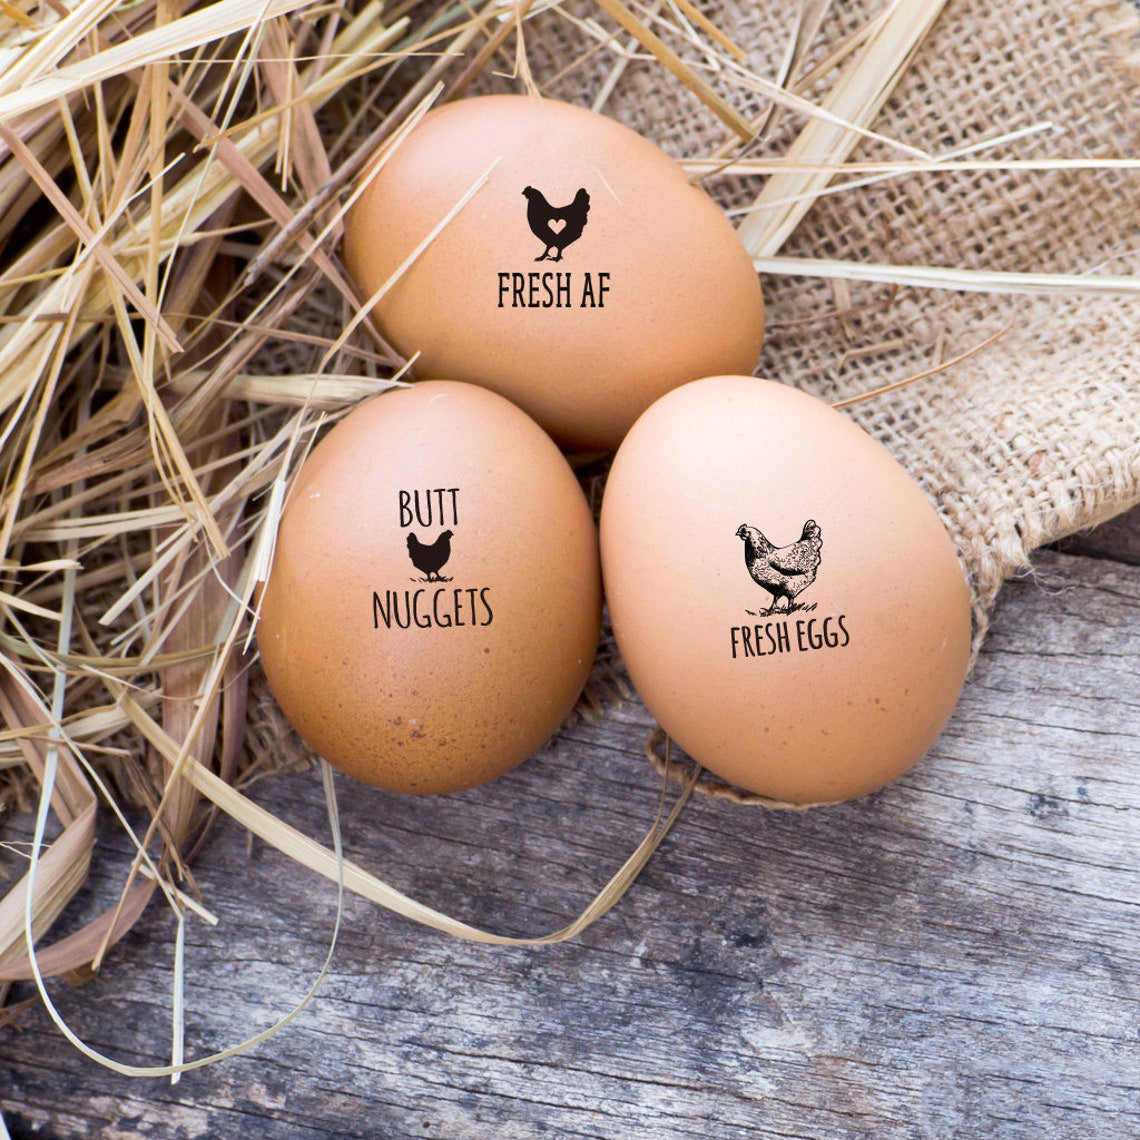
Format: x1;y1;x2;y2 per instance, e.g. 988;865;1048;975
0;527;1137;1139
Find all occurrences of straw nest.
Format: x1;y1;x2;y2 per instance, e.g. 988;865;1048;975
0;0;1137;1073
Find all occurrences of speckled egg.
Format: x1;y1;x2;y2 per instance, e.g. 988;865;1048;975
258;380;602;794
343;95;764;452
599;376;972;804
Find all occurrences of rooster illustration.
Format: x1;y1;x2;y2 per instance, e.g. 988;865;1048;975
736;520;822;614
406;530;453;581
522;186;590;261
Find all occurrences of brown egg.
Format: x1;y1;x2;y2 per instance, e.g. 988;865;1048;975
257;381;602;794
599;376;972;805
343;95;764;452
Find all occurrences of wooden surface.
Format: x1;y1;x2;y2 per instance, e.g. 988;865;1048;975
1;511;1138;1139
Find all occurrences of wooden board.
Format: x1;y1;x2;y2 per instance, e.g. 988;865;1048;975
0;523;1137;1139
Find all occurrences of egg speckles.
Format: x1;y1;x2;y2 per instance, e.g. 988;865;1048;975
257;381;602;795
599;376;972;804
343;95;764;452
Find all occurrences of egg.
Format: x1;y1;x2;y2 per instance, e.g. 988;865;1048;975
257;380;602;794
599;376;972;805
343;95;764;453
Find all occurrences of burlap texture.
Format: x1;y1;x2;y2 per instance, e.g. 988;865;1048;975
504;0;1140;649
476;0;1140;802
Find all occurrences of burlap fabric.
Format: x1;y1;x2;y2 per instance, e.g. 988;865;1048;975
520;0;1140;635
473;0;1140;799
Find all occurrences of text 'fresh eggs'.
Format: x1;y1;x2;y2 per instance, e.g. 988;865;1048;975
600;376;972;804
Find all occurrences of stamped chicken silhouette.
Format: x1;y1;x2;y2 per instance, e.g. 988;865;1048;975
522;186;590;261
406;530;453;582
736;520;823;615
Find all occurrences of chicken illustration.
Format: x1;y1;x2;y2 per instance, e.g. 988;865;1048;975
406;530;453;581
736;520;822;614
522;186;590;261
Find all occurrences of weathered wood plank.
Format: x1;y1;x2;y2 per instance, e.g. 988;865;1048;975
1056;503;1140;566
0;546;1137;1139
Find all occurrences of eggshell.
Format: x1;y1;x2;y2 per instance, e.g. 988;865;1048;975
343;95;764;452
258;380;602;794
599;376;972;804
